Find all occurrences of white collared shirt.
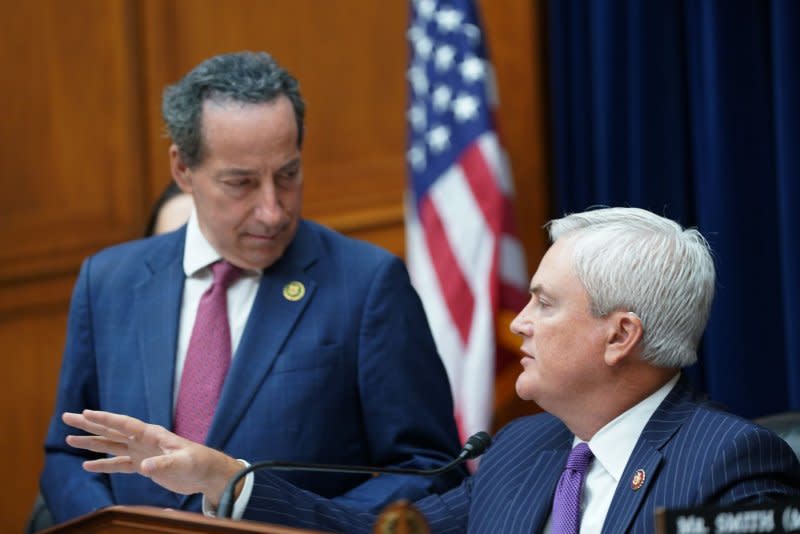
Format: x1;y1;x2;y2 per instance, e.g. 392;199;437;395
544;373;681;533
173;210;262;408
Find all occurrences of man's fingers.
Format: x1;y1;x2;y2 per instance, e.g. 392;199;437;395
82;410;172;447
82;456;137;474
63;409;196;488
62;412;128;441
66;435;130;457
82;410;148;439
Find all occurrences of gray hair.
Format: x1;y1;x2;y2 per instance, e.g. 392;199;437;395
162;51;305;167
548;207;715;368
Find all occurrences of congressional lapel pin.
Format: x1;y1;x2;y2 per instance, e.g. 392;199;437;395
283;281;306;302
631;468;646;491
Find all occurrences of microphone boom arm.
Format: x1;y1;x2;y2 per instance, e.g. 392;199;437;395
217;430;492;519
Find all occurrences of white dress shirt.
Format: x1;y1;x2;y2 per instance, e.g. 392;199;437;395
544;373;680;533
174;210;261;408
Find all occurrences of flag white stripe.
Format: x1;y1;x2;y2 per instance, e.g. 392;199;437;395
460;268;495;435
429;165;493;295
477;133;515;196
499;235;529;291
404;193;465;402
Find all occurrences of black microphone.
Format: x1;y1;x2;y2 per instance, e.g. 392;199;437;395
217;431;492;519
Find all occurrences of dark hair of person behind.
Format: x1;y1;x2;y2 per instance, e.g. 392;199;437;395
162;51;306;168
144;181;186;237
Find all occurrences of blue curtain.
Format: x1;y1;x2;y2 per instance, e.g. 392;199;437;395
547;0;800;418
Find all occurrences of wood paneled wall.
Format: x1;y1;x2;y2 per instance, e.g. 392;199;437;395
0;1;549;530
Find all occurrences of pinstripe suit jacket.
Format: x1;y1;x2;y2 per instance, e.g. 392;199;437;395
242;375;800;533
41;220;464;524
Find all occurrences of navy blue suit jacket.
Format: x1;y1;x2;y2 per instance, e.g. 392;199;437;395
242;376;800;533
42;220;464;523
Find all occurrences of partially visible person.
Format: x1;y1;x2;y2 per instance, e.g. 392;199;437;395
63;207;800;533
144;181;194;237
42;51;464;525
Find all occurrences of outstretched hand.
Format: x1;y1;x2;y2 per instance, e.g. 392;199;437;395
63;410;243;506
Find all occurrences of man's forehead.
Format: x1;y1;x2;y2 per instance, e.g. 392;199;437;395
529;238;579;290
539;237;575;267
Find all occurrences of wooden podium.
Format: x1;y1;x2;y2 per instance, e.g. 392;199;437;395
38;505;329;534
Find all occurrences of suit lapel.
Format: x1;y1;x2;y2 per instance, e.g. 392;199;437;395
206;222;320;450
601;376;696;533
498;425;572;532
601;439;663;534
527;448;571;530
134;231;186;430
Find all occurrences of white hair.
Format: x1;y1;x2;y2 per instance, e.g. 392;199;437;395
547;207;715;368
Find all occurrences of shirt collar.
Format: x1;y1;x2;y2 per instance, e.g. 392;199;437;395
577;373;681;482
183;208;222;278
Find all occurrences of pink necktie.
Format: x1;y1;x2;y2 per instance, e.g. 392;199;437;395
174;260;241;443
550;443;594;534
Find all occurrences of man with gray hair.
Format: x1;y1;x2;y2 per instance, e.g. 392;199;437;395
41;51;464;525
61;206;800;532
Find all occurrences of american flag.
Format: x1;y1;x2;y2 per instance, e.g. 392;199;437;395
404;0;529;444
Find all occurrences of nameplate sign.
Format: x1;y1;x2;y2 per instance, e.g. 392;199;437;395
656;498;800;534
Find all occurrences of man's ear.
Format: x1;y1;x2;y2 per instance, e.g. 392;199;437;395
169;145;193;194
604;311;643;366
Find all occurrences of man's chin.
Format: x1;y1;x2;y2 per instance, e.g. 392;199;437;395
222;249;277;271
239;255;279;271
514;376;536;402
253;246;292;270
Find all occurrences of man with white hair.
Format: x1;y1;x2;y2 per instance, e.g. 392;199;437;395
62;207;800;533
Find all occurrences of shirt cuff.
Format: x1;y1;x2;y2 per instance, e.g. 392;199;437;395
201;459;254;520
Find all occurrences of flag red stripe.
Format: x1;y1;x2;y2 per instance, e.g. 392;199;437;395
459;143;521;244
503;204;520;235
459;143;504;235
419;195;475;345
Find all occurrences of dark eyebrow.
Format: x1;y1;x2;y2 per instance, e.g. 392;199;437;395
215;167;257;179
530;283;543;295
277;158;301;173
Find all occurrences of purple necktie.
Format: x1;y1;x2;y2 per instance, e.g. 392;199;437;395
174;260;241;443
550;443;595;534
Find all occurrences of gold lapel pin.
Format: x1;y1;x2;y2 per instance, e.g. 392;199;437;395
631;468;646;491
283;281;306;302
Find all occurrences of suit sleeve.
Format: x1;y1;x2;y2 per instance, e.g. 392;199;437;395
243;469;472;534
700;423;800;505
40;258;114;522
332;255;466;511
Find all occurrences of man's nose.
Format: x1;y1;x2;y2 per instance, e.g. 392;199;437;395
509;306;533;337
509;312;524;335
254;183;283;223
